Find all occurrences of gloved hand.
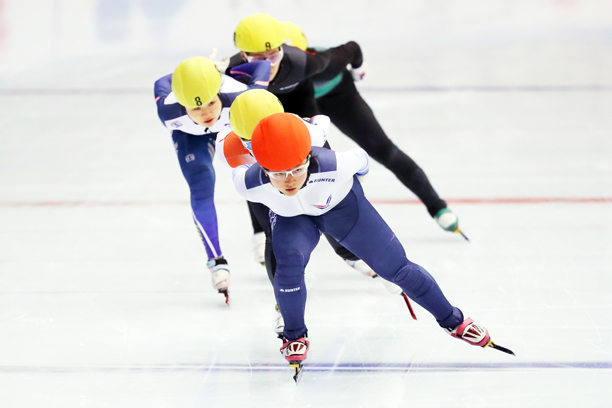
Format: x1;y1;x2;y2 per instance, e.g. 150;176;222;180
347;61;367;81
209;48;230;72
309;115;331;137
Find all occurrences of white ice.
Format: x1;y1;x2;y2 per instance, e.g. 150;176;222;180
1;1;611;407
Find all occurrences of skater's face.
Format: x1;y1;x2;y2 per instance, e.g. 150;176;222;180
185;95;222;128
265;156;310;197
241;47;283;81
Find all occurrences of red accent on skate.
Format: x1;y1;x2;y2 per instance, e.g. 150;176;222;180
280;337;310;362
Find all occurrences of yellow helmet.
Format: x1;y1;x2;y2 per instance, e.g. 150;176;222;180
234;13;283;53
171;57;222;108
280;21;307;51
229;89;284;140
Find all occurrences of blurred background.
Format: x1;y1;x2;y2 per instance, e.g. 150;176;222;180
1;0;611;90
1;1;611;407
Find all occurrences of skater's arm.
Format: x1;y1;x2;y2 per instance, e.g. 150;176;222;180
227;60;271;89
154;74;185;126
310;41;363;81
232;165;252;200
337;148;370;178
303;48;331;78
217;131;256;169
303;115;330;148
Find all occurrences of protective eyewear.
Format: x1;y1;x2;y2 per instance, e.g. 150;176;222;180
244;47;284;66
264;157;310;180
239;137;252;152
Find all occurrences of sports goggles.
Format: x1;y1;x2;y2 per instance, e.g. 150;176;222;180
239;136;252;152
264;157;310;180
244;47;284;66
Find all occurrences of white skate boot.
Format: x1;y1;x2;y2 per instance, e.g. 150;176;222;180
435;208;469;241
435;208;459;232
252;231;266;266
345;259;377;278
274;305;285;338
206;257;230;304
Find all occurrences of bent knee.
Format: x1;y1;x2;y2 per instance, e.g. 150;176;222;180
275;248;306;269
393;262;434;297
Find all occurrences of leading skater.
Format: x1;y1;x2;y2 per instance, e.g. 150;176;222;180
217;89;403;335
231;113;513;380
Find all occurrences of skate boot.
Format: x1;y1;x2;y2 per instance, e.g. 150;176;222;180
345;259;377;278
274;305;285;338
280;335;309;363
446;317;490;346
252;231;266;266
206;256;230;304
435;208;459;232
435;208;469;241
280;334;309;382
446;317;515;355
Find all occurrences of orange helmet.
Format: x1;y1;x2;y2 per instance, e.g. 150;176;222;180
252;113;311;171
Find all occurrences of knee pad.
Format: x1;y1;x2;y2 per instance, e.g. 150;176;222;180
275;248;306;270
393;262;435;298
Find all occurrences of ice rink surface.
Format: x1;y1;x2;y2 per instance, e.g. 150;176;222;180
1;0;611;407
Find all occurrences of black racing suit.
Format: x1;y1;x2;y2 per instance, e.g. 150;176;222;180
227;44;332;117
312;41;447;217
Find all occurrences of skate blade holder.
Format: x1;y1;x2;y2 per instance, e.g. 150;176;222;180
218;289;230;305
288;362;304;383
454;228;470;241
484;340;515;355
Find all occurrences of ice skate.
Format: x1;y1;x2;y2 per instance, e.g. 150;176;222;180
252;231;266;266
274;305;285;338
345;259;378;278
446;317;515;355
280;335;309;382
206;257;230;304
435;208;469;241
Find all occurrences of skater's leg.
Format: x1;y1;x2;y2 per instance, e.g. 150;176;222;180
248;201;286;335
317;73;447;217
323;233;358;261
172;131;223;259
247;201;265;234
271;213;320;340
247;201;276;282
319;179;463;328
